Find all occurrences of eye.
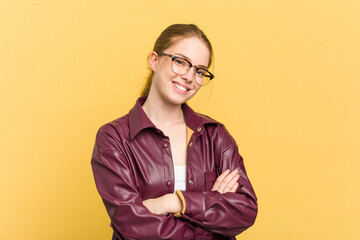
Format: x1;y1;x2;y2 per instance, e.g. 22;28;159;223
174;58;187;67
196;68;208;77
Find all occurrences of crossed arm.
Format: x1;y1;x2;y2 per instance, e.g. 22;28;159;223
143;169;240;215
93;124;257;239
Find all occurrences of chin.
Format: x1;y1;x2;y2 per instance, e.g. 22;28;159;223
165;93;193;105
166;96;188;105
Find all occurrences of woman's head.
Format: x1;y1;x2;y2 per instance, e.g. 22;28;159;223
141;24;214;97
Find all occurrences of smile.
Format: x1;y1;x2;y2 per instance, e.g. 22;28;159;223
173;82;189;92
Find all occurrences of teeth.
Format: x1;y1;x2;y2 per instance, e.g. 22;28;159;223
174;83;187;92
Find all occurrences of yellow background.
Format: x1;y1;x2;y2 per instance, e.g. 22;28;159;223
1;0;359;239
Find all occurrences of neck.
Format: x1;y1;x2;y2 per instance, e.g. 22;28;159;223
142;95;185;129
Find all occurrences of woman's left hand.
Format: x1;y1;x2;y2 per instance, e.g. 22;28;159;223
211;169;240;194
143;193;183;215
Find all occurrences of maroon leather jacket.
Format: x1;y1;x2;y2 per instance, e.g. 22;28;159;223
91;97;258;240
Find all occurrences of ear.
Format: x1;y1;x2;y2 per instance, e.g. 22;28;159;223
148;51;159;72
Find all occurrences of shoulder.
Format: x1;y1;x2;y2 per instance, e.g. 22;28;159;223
95;114;131;151
196;112;237;149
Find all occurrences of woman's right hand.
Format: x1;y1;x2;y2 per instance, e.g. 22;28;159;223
211;169;240;194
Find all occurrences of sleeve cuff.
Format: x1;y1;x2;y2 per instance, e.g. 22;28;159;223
174;190;186;217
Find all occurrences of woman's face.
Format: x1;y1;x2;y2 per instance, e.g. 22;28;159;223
149;37;210;106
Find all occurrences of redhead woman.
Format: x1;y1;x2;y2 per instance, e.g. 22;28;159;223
91;24;258;240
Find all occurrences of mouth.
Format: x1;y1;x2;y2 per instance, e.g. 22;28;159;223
172;81;190;93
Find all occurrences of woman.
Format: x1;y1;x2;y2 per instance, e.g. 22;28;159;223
91;24;258;240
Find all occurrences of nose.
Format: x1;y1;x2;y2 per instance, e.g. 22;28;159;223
180;66;196;83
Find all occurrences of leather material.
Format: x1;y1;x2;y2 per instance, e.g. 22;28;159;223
91;97;258;240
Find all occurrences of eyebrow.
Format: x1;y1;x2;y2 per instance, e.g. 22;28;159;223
174;52;208;69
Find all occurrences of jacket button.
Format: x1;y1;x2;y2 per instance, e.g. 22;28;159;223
162;143;168;148
189;142;193;147
166;180;172;187
188;179;193;184
197;127;202;132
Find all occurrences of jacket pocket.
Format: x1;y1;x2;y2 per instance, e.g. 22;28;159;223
205;171;217;191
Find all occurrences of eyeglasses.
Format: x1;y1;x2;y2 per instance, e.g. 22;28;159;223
159;53;214;86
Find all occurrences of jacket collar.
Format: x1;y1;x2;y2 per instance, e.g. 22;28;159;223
128;96;219;140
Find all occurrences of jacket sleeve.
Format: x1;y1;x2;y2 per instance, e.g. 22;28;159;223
91;124;199;240
175;125;258;237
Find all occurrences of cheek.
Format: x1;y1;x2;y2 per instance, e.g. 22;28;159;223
157;66;177;82
190;86;201;97
194;84;201;92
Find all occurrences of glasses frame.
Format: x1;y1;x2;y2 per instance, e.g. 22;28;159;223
158;52;214;86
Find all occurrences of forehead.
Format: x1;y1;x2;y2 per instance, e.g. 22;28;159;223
165;37;210;67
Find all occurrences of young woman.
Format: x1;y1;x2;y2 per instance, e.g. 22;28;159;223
91;24;258;240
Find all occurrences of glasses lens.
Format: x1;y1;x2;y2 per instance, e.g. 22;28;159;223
172;57;190;75
195;68;212;86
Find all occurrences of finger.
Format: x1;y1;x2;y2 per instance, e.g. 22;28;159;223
216;169;239;193
230;182;239;193
214;169;237;192
211;169;230;191
222;174;240;193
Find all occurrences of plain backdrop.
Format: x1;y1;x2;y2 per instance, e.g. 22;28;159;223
1;0;359;239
